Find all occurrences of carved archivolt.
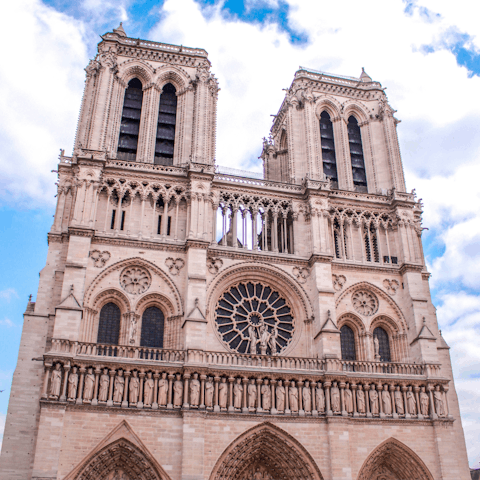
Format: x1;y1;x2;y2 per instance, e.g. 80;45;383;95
209;422;324;480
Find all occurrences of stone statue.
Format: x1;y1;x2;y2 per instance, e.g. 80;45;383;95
331;382;340;413
394;388;404;415
406;389;416;415
205;377;214;408
369;386;379;415
261;383;271;410
190;374;200;407
219;379;228;408
303;383;311;412
83;368;95;402
249;325;258;354
434;386;445;416
345;386;353;414
98;368;109;402
357;388;366;414
382;386;392;415
276;381;285;411
113;371;125;403
144;372;154;406
173;374;183;407
374;336;380;359
68;367;79;400
289;383;299;412
247;380;257;408
233;378;243;409
129;316;137;345
49;364;62;398
420;387;429;416
158;375;168;406
259;324;270;353
316;384;325;413
129;371;140;404
269;325;278;355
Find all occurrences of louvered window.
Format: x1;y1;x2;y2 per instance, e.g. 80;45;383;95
320;111;338;184
347;116;367;192
373;327;391;362
340;325;356;360
155;83;177;166
97;303;121;345
117;78;143;161
140;306;165;348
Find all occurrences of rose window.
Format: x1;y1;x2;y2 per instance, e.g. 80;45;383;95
352;290;378;316
215;282;294;355
120;266;151;295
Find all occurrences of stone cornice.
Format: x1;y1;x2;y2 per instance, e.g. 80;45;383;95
68;227;95;238
331;261;400;275
92;235;187;253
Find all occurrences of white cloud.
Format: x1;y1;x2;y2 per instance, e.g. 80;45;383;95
0;319;16;328
0;413;5;452
0;289;18;302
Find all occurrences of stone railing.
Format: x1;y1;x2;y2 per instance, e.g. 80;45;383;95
41;353;451;421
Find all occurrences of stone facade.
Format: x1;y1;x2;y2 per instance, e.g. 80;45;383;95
0;24;471;480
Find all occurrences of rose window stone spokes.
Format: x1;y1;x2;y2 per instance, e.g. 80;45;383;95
120;267;151;295
215;282;294;355
352;290;378;316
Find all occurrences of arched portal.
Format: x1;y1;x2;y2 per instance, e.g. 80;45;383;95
356;437;434;480
209;422;324;480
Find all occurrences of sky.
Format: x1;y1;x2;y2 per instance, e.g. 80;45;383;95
0;0;479;469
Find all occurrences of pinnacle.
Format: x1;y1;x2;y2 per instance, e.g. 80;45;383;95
360;67;372;82
113;22;127;37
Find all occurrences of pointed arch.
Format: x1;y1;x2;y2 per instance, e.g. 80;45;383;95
356;437;434;480
118;59;155;86
209;422;324;480
155;65;191;92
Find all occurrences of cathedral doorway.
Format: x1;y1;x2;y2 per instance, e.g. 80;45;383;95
209;422;324;480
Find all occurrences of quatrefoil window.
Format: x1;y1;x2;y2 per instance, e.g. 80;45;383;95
214;282;294;355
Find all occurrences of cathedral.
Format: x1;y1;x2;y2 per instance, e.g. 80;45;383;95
0;23;472;480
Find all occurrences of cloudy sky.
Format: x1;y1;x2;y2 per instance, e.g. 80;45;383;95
0;0;479;467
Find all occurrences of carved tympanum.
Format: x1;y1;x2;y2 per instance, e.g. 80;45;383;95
352;290;378;316
214;282;294;355
120;267;151;295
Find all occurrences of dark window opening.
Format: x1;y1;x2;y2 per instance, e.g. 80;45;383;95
347;116;367;192
157;215;162;235
155;83;177;166
97;302;121;345
391;256;398;264
320;111;338;185
140;306;165;348
120;211;126;231
167;216;172;236
110;210;116;230
383;255;390;263
117;78;143;161
365;232;371;262
340;325;356;360
373;326;391;362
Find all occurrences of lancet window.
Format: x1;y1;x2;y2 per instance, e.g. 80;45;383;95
140;306;165;348
364;223;380;263
97;303;121;345
347;116;367;192
320;111;338;184
340;325;356;360
155;83;177;165
373;326;391;362
117;78;143;161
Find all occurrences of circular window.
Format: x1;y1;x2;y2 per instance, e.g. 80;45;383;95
352;290;378;316
214;282;294;355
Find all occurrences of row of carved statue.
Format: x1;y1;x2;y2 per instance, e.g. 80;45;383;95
43;362;450;420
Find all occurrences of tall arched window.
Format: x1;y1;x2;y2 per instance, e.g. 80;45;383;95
140;306;165;348
117;78;143;161
340;325;356;360
320;111;338;184
373;326;391;362
347;116;367;191
155;83;177;165
97;303;121;345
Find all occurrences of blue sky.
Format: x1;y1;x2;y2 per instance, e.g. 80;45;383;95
1;0;480;468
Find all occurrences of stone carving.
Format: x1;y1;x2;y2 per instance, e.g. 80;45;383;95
129;371;140;404
352;291;379;316
68;366;78;400
215;282;294;355
49;364;62;398
144;372;154;407
374;336;380;361
128;315;138;345
382;386;392;415
190;374;200;407
383;279;400;295
331;382;340;413
369;385;379;415
207;257;223;274
276;381;285;411
113;371;125;403
394;387;404;415
262;382;271;410
165;257;185;276
90;250;111;267
248;380;257;409
332;274;347;292
316;384;325;413
434;385;445;416
158;374;168;406
233;378;243;409
289;383;299;412
345;386;354;414
303;382;311;412
205;377;214;408
98;368;109;402
120;266;151;295
420;386;429;416
406;388;416;415
83;368;95;402
173;374;183;407
219;379;228;409
357;387;366;414
292;266;309;284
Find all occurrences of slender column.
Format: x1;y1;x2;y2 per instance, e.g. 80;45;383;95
60;364;70;402
414;386;422;418
107;370;115;406
162;197;169;237
214;376;220;412
200;374;206;409
402;386;410;419
428;385;438;419
222;207;227;246
152;373;159;409
298;380;304;415
91;368;100;406
167;374;174;409
262;213;267;251
228;377;235;412
385;226;392;262
390;384;397;418
151;196;157;237
242;377;248;413
351;383;358;417
358;222;365;262
256;378;262;413
270;379;277;414
283;214;288;253
317;212;324;252
41;364;52;400
311;381;317;416
126;194;134;235
324;381;332;416
212;203;218;244
340;382;347;416
242;210;248;249
364;383;371;417
340;220;346;259
88;185;100;227
72;181;86;223
139;197;146;237
376;225;383;264
273;212;278;252
231;208;238;248
284;380;290;414
122;371;130;408
252;210;258;250
81;182;92;225
378;383;385;418
183;373;190;409
175;198;180;241
366;223;373;262
76;367;86;405
138;371;145;408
